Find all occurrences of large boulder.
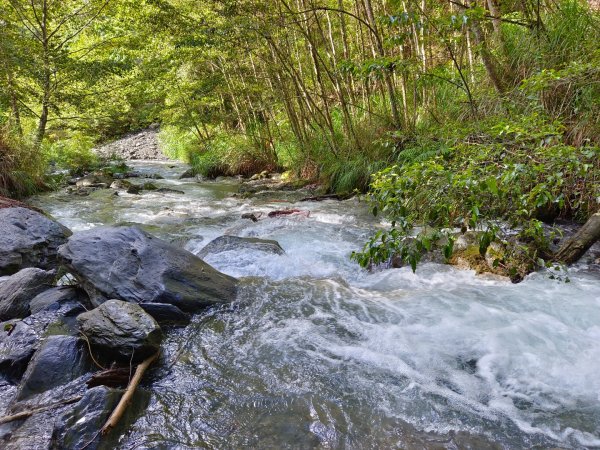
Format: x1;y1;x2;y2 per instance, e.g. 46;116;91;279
58;226;238;311
0;268;55;321
0;207;71;276
77;300;162;362
198;235;285;259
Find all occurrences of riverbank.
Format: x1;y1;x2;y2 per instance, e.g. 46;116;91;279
1;159;597;448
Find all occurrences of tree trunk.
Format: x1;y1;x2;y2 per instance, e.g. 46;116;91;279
554;213;600;264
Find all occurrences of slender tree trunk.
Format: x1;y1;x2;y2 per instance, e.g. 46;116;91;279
555;213;600;264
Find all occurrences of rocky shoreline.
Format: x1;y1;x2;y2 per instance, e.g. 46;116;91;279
0;204;285;449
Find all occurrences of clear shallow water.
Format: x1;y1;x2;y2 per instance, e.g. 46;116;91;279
33;161;600;449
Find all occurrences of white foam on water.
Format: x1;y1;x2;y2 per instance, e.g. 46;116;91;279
30;160;600;448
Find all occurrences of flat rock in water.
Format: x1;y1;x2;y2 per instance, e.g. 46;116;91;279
0;268;56;321
16;335;91;401
59;226;238;311
0;207;71;276
77;300;162;362
198;235;285;259
52;386;122;450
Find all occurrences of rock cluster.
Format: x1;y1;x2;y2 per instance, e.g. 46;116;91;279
0;204;241;449
93;128;169;160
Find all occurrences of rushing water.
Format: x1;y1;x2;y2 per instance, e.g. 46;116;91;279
32;161;600;449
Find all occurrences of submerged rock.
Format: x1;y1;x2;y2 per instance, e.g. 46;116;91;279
179;168;197;179
109;179;132;190
0;268;56;321
198;235;285;259
58;226;238;311
52;386;122;450
77;300;163;362
0;207;71;276
75;174;112;188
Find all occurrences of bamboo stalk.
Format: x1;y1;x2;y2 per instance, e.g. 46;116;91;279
100;351;159;435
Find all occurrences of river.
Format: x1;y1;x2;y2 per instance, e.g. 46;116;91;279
32;160;600;449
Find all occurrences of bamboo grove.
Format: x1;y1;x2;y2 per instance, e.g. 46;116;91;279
0;0;599;192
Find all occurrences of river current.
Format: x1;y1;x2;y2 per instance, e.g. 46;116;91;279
32;161;600;449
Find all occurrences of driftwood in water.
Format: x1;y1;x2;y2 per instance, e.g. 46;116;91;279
267;209;310;218
300;194;352;202
554;212;600;264
87;367;132;388
0;396;82;424
101;351;158;435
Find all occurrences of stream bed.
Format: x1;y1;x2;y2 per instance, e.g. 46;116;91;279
31;160;600;449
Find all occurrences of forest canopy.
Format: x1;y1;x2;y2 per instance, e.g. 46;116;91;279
1;0;599;272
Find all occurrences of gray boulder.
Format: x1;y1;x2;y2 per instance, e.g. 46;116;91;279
198;235;285;259
0;207;71;276
0;268;56;321
16;335;91;401
58;226;238;311
77;300;163;362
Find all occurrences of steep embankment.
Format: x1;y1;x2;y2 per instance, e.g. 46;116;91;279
94;127;169;160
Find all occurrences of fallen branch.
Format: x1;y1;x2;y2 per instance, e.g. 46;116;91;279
100;351;159;435
300;194;353;202
0;396;82;424
87;366;131;388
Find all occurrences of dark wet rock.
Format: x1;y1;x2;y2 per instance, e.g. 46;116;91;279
142;182;158;190
126;184;142;195
58;226;238;311
0;268;56;321
0;320;38;383
179;168;197;179
0;207;71;276
139;303;190;326
29;286;89;315
75;174;112;188
109;179;132;190
156;187;185;195
144;173;164;180
51;386;122;450
0;297;87;384
241;212;260;222
16;335;91;401
198;235;285;259
77;300;163;362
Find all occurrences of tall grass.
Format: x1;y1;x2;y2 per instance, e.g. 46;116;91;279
0;130;47;198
